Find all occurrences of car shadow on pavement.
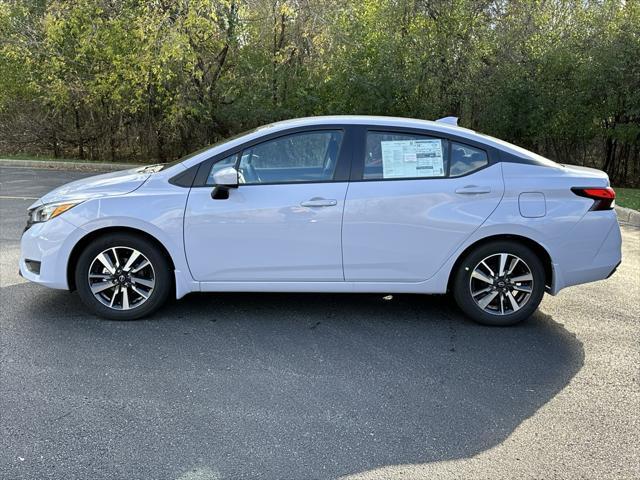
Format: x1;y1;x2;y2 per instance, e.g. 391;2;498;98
2;284;584;480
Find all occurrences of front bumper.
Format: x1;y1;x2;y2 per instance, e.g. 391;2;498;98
19;217;85;290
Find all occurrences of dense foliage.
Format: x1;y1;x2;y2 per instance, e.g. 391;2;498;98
1;0;638;185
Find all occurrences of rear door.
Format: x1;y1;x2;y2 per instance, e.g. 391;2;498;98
342;128;505;282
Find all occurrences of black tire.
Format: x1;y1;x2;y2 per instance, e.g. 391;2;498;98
75;233;172;320
453;240;545;326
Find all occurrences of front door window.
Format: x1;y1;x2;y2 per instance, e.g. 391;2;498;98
237;130;343;184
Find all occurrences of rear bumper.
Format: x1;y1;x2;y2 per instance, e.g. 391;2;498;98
606;260;621;279
550;212;622;294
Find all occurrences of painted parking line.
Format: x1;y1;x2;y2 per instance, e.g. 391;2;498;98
0;196;39;200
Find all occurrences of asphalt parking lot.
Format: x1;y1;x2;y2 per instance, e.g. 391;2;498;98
1;166;639;480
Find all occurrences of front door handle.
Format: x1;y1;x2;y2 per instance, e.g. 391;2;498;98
300;198;338;207
455;185;492;195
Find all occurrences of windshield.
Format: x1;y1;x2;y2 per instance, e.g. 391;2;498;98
157;126;267;171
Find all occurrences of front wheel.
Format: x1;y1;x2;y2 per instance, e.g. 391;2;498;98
75;233;172;320
453;241;545;326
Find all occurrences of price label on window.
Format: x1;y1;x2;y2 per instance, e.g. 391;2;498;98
381;139;445;178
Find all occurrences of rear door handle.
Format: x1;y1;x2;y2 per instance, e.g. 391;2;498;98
455;185;492;195
300;198;338;207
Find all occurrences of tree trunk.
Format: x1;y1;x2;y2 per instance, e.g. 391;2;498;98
75;107;85;159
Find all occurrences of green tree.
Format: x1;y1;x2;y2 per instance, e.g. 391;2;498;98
0;0;637;185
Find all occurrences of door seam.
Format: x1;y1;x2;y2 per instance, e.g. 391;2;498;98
181;184;198;283
340;182;351;281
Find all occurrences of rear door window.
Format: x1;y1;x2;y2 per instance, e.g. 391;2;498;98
363;132;447;180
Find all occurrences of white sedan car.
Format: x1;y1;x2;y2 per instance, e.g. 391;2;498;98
20;116;622;325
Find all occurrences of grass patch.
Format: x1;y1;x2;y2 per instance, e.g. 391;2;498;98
2;153;98;163
0;153;139;164
615;187;640;211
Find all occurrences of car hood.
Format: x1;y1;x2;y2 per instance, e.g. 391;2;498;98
29;167;153;209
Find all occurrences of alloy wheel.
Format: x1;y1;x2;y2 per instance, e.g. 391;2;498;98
87;246;155;310
469;253;534;316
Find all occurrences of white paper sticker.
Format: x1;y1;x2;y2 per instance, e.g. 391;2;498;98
381;139;445;178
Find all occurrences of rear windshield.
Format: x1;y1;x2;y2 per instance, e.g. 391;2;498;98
475;132;559;167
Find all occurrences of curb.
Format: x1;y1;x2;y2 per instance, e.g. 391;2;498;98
616;206;640;227
0;158;138;172
3;158;639;227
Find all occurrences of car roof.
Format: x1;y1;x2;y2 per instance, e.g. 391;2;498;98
178;115;556;169
264;115;477;137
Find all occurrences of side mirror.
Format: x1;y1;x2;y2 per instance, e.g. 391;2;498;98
211;166;239;200
212;166;239;187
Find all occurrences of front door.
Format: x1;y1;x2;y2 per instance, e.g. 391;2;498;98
184;129;348;282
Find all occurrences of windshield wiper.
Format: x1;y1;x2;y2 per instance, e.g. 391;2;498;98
136;164;165;173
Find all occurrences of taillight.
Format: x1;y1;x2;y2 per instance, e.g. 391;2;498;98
571;187;616;211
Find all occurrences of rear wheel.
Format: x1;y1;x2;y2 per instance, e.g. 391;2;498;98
453;241;545;326
75;233;172;320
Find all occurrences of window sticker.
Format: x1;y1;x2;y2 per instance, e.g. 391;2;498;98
380;139;445;178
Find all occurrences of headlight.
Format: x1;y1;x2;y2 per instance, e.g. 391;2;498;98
27;201;82;227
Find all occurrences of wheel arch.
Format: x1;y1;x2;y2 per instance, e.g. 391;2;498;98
66;226;176;291
447;234;553;292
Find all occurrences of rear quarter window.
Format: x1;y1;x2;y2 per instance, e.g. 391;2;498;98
450;142;489;177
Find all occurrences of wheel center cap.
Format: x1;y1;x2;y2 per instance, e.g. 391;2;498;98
497;280;506;288
118;275;126;282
